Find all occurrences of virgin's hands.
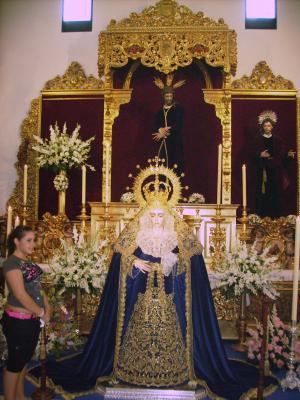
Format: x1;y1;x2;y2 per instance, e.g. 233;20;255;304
134;259;152;273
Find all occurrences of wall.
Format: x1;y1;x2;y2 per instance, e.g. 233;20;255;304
0;0;299;214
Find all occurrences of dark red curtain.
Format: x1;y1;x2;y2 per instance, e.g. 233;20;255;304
39;96;104;219
111;63;223;203
232;97;297;216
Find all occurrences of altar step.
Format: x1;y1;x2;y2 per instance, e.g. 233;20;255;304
96;384;207;400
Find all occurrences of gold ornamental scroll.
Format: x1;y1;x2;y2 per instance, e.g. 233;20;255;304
98;0;237;80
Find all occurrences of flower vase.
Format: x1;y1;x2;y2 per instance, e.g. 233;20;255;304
58;191;66;215
54;170;69;215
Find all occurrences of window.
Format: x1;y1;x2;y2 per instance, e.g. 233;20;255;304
245;0;277;29
62;0;93;32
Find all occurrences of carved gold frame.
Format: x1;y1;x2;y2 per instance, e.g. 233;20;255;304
98;0;237;79
230;61;299;211
98;0;237;204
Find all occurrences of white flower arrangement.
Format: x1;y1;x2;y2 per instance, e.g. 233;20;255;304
49;226;109;295
53;172;69;192
120;191;135;203
248;214;262;225
33;122;95;173
188;193;205;204
216;243;279;300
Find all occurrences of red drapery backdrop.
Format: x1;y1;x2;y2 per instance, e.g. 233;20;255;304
111;62;223;203
38;95;104;219
231;97;297;216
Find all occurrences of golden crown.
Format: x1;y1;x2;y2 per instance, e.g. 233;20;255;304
127;157;187;208
142;173;171;205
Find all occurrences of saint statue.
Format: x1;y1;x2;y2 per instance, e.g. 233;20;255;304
253;110;295;217
44;160;276;399
152;75;185;176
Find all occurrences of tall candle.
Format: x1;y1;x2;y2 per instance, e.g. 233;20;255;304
242;164;247;207
23;164;28;204
6;206;13;237
14;216;20;228
292;216;300;321
217;144;222;204
105;144;109;204
81;165;86;205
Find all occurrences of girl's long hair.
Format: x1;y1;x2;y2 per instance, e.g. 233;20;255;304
7;225;33;256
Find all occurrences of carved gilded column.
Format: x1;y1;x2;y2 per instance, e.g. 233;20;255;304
203;89;232;204
102;90;132;203
8;97;41;221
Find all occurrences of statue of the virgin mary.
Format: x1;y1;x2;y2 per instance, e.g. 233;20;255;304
45;160;276;399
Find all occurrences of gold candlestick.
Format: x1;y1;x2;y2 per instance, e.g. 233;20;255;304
210;204;226;271
239;206;250;243
184;210;203;239
32;327;54;400
232;291;248;352
22;203;29;226
78;203;90;238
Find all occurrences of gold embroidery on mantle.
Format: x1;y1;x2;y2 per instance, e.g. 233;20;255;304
175;216;203;274
116;265;188;386
98;0;237;76
231;61;295;90
43;62;104;91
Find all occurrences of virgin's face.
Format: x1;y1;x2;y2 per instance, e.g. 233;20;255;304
150;208;165;229
262;121;273;135
14;231;35;256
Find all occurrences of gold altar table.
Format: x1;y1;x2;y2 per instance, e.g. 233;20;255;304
90;202;238;267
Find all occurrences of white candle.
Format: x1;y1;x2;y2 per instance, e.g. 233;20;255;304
242;164;247;207
81;165;86;205
6;206;13;237
23;164;28;204
217;144;222;204
14;216;20;228
292;216;300;321
105;144;109;204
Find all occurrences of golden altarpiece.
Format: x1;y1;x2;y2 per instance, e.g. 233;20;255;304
4;0;300;333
